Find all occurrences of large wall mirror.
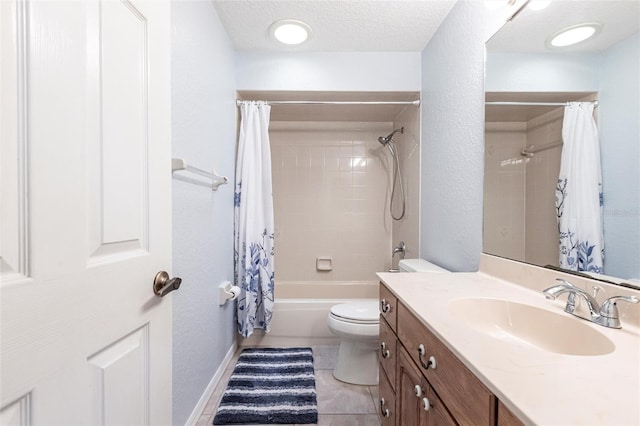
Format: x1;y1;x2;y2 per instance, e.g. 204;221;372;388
484;1;639;287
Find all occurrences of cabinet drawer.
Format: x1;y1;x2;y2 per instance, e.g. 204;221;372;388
379;316;397;391
398;302;495;425
379;283;398;331
379;366;396;426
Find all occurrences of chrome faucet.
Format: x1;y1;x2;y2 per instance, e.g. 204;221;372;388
543;278;639;329
392;241;406;258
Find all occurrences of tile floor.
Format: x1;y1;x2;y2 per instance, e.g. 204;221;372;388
195;345;381;426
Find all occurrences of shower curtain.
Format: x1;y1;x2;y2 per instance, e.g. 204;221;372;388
234;101;275;337
556;102;604;273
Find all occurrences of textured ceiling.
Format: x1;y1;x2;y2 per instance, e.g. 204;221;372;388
488;0;640;53
212;0;457;52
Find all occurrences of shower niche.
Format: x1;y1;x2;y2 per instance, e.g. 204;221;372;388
237;91;421;286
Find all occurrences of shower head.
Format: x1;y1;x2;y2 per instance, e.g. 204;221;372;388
378;127;404;146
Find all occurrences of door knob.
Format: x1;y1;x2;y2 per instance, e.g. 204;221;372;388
153;271;182;297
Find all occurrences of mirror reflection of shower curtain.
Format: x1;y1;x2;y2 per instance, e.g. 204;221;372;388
234;101;275;337
556;102;604;273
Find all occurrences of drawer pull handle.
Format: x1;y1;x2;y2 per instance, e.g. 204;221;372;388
380;342;391;359
380;299;391;314
414;384;424;398
380;398;390;417
422;397;431;411
417;344;437;370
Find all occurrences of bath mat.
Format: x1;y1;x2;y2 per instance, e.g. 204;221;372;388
212;347;318;425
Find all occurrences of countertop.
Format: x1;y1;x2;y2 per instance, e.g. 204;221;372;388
377;270;640;426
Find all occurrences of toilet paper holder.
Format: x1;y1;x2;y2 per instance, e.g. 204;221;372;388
219;281;240;305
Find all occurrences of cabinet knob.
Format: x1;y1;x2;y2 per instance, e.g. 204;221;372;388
417;344;436;370
414;384;424;397
380;398;390;417
380;342;391;359
422;397;431;411
380;299;391;314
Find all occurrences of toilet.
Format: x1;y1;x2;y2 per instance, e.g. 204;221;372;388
327;259;449;385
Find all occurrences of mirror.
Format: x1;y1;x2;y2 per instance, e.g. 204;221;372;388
484;1;639;287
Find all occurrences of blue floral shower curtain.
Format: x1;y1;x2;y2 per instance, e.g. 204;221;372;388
556;102;604;273
234;101;275;337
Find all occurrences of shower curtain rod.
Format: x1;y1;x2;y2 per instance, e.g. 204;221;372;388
235;100;420;107
485;100;598;107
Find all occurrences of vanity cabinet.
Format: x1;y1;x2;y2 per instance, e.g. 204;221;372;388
379;282;498;426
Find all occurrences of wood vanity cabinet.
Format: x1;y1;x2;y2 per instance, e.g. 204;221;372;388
379;282;498;426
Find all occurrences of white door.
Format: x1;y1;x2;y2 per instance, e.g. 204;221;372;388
1;0;173;424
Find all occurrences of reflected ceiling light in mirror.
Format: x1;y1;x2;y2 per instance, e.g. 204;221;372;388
270;19;312;45
528;0;551;11
547;22;603;48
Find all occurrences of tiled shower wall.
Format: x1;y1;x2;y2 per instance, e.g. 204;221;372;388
484;122;527;260
484;108;563;266
524;108;563;267
270;121;394;282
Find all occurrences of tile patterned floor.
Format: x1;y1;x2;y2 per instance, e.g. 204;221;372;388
196;345;381;426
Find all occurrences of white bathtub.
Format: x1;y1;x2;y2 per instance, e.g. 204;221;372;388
239;281;379;347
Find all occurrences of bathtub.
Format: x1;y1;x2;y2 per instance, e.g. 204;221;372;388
240;281;379;347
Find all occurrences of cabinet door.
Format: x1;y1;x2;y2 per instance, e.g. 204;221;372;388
379;367;397;426
426;386;456;426
398;348;429;426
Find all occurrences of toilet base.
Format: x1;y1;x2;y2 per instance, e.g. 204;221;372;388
333;338;379;385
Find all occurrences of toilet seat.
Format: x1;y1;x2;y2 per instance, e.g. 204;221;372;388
329;301;379;324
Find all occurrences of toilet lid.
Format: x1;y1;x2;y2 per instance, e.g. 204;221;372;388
330;301;379;324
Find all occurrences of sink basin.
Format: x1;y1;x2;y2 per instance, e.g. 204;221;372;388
449;298;615;356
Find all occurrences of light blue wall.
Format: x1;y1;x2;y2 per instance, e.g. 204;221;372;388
599;33;640;280
171;2;237;424
419;1;505;272
485;52;599;92
236;52;421;91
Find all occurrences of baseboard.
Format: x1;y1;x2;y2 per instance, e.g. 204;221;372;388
184;342;238;426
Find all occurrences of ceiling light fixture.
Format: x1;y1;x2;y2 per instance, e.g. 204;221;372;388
270;19;312;45
528;0;551;11
548;22;602;48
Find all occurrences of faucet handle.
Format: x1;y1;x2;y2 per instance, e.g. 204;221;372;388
555;278;576;287
600;295;640;319
553;278;578;311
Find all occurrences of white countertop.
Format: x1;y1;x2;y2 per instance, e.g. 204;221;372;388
377;271;640;426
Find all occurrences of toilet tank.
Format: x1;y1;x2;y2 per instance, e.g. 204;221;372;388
398;259;449;273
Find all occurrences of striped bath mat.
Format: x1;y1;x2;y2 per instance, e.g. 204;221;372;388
212;347;318;425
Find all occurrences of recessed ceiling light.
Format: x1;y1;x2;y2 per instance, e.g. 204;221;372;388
270;19;312;45
528;0;551;11
548;22;602;48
